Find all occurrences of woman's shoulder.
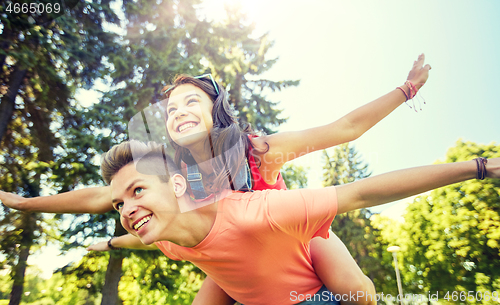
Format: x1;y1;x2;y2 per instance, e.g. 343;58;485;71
247;134;270;153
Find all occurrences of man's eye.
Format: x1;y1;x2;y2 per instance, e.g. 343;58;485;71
115;202;124;211
134;187;143;195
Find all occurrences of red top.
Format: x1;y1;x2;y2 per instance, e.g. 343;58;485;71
247;148;287;191
182;136;288;195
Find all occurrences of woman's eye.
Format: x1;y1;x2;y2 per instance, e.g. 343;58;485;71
134;187;143;195
187;99;199;105
167;107;176;114
115;202;124;211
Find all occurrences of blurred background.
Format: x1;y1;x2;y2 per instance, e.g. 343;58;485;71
0;0;499;304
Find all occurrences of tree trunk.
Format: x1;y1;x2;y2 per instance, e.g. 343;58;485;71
100;219;127;305
8;213;35;305
101;252;124;305
0;66;26;143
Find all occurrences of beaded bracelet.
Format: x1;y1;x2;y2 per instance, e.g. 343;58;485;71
396;86;409;100
405;81;418;99
396;81;426;112
474;157;488;180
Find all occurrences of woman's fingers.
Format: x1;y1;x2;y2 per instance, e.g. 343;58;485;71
412;53;425;69
407;54;431;89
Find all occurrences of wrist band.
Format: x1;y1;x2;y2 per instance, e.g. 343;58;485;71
396;86;409;101
474;157;488;180
405;81;418;99
108;237;120;250
397;81;426;112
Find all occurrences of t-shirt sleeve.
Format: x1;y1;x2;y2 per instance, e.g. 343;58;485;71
266;187;338;243
155;241;182;261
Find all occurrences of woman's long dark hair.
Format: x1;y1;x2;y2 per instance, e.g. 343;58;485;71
163;75;265;191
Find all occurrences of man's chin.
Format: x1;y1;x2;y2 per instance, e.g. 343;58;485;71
128;231;152;245
142;239;154;246
139;234;156;246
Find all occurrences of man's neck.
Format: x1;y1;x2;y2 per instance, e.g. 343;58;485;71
168;195;219;248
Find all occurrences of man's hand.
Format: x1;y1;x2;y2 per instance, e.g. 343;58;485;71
87;241;110;252
0;190;27;211
1;186;113;214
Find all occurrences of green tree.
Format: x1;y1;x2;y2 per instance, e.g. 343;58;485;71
0;1;118;304
0;0;118;143
204;4;299;134
281;163;308;190
118;251;203;304
393;141;500;302
369;213;405;299
0;118;62;305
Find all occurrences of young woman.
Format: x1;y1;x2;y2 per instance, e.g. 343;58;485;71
0;54;431;304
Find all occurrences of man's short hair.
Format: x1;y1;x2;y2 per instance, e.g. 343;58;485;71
100;140;179;185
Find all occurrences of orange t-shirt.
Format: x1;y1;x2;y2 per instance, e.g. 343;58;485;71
155;187;338;305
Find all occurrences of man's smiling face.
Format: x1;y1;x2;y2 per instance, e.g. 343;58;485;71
111;162;179;245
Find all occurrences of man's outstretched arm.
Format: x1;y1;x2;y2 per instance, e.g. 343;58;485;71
87;234;158;251
0;186;114;214
336;158;500;215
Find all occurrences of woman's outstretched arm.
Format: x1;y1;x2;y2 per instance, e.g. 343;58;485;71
254;54;431;179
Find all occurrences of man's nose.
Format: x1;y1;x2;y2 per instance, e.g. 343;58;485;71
121;201;138;219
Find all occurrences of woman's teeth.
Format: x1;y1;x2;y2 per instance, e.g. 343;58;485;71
178;122;197;132
134;215;152;231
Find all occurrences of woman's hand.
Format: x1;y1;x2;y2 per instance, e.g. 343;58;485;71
406;53;432;89
86;241;110;252
0;190;27;211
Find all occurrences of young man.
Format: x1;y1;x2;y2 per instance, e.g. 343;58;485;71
89;140;499;305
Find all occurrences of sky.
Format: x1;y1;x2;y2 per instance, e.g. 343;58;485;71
29;0;500;278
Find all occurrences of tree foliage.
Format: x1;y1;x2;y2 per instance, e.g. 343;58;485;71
0;1;119;304
386;141;500;302
281;163;308;190
203;4;299;134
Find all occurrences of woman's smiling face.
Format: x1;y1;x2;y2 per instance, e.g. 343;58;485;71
165;84;214;148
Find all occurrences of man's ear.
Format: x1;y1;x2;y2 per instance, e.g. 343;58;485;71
171;174;187;198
